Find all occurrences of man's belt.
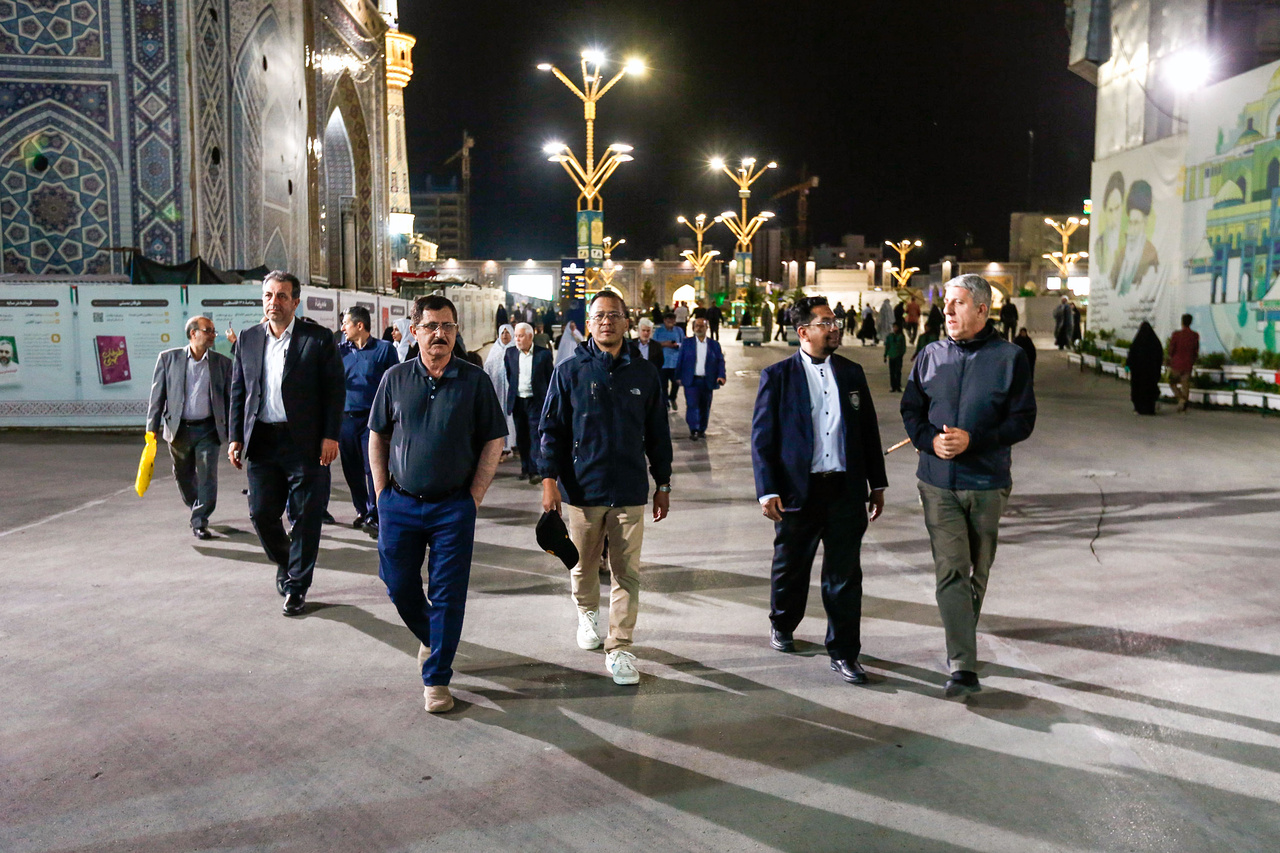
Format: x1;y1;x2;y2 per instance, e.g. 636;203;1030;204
180;416;215;425
390;478;458;504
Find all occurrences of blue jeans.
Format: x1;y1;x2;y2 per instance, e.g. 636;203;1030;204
377;488;476;686
683;376;714;433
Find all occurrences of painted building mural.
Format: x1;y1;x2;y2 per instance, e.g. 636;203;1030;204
0;0;393;291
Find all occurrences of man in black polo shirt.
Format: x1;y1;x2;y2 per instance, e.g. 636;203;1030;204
369;294;507;713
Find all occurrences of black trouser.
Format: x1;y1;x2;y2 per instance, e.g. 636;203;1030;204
709;323;719;341
169;417;220;530
888;356;903;392
246;422;329;596
769;473;868;660
513;396;542;477
339;410;375;520
661;367;679;408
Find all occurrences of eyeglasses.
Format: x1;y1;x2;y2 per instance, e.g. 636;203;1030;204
414;322;458;333
803;320;841;330
195;328;218;335
589;311;625;323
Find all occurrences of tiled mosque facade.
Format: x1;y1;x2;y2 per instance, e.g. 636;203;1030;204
0;0;392;291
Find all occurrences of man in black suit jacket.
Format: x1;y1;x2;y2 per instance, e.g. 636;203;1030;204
228;271;345;616
628;317;666;372
750;296;888;685
504;322;554;484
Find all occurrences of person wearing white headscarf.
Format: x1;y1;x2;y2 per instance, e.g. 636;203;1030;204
392;317;414;362
485;324;517;453
877;299;894;341
556;320;585;366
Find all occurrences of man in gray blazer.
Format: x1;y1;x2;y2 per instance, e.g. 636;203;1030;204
146;315;233;539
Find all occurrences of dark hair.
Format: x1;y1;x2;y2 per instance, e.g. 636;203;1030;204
263;270;301;299
1126;179;1153;216
791;295;829;328
1181;313;1193;327
892;321;902;331
411;294;457;324
345;305;371;331
185;315;209;339
588;289;628;316
663;311;676;320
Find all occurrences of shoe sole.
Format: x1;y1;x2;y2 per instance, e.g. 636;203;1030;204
606;661;639;685
944;682;981;698
577;636;603;650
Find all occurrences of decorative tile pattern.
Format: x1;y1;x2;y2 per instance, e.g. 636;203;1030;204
0;0;103;58
0;126;112;274
193;0;229;268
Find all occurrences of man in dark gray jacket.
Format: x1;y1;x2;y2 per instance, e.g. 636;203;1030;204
540;290;673;686
901;274;1036;698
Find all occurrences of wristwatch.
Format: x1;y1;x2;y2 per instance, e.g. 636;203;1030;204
657;484;672;493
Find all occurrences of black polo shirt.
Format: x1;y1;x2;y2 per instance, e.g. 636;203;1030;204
369;354;507;499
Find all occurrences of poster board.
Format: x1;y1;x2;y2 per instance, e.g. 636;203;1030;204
0;284;78;424
336;291;377;338
298;286;339;331
186;284;264;359
377;295;411;337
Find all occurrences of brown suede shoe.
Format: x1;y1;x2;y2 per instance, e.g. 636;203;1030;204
424;685;454;713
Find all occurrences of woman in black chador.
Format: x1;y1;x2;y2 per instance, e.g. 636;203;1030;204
1125;321;1164;415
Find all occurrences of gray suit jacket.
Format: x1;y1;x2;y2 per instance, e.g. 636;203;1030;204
146;346;232;444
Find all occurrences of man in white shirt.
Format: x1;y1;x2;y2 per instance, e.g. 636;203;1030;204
674;301;689;333
504;322;554;484
750;297;888;685
674;317;726;440
146;315;233;538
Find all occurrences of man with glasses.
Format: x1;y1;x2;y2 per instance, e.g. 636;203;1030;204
539;291;673;686
504;321;554;484
369;295;507;713
751;296;887;685
338;306;399;533
146;315;233;539
228;271;345;616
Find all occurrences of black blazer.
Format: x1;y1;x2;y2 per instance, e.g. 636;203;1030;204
751;351;888;509
504;344;554;414
229;319;345;458
629;337;665;370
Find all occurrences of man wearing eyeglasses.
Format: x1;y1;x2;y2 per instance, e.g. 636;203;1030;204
539;291;673;686
369;295;507;713
146;315;233;539
751;296;888;686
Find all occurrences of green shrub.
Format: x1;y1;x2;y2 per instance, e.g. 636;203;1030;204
1229;347;1260;366
1113;338;1132;349
1191;372;1222;389
1097;328;1114;341
1018;287;1036;297
1259;350;1280;370
1197;352;1227;369
1243;374;1280;392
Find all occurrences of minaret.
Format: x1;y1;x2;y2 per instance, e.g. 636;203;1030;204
383;0;416;252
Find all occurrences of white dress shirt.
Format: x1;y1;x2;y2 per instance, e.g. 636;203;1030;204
259;318;294;423
182;348;212;420
801;355;845;473
694;338;708;376
517;347;534;397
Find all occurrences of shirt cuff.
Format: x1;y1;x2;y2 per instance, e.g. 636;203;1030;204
759;494;779;505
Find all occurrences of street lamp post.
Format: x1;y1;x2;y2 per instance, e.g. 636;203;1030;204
1042;217;1089;285
884;239;922;289
711;156;777;292
598;235;625;292
537;51;644;266
676;214;721;301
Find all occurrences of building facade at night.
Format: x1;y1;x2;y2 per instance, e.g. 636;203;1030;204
0;0;401;291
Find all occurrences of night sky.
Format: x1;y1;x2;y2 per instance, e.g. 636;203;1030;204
396;1;1096;267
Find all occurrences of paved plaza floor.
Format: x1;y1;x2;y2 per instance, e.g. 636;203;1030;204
2;337;1278;852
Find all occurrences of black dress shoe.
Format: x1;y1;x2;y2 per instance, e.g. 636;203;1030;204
282;592;306;616
769;627;796;653
352;514;367;529
276;567;288;597
944;670;981;698
322;511;337;525
528;474;542;485
831;658;869;684
363;519;379;536
689;431;699;441
192;527;212;540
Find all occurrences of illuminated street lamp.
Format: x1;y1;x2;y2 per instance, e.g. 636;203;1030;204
676;213;722;300
1042;216;1089;279
884;239;923;288
598;235;625;291
537;50;645;265
711;156;777;291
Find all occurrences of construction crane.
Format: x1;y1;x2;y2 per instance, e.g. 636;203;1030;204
770;169;820;250
442;131;474;199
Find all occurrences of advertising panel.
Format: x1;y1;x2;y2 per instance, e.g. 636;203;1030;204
186;284;265;358
1183;59;1280;353
299;286;339;331
1087;134;1185;339
336;291;377;336
75;285;183;423
0;284;77;423
376;295;411;336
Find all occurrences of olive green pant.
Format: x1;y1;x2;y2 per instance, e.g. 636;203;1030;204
918;481;1011;672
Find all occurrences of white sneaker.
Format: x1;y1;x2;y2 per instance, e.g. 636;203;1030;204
576;610;603;650
605;649;640;685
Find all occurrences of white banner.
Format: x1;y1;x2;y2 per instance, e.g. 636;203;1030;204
186;284;265;359
0;284;77;422
298;286;339;331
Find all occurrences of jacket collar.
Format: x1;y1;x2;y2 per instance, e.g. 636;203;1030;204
946;320;1000;351
581;338;630;368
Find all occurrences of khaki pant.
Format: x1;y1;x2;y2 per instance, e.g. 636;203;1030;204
1171;370;1192;411
918;482;1010;672
564;504;645;651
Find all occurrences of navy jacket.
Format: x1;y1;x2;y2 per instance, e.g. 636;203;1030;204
751;350;888;510
675;335;726;388
230;319;345;459
539;339;673;507
504;343;554;414
900;321;1036;490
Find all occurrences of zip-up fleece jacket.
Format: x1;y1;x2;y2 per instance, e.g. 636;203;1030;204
900;321;1036;490
539;338;673;507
